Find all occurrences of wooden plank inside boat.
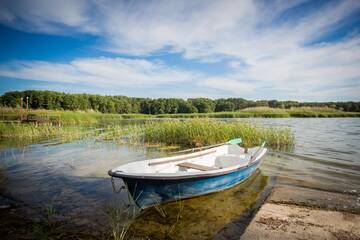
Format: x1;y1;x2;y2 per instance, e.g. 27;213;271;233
177;162;219;171
148;149;217;166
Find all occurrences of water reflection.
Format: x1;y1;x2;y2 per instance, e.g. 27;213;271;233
128;171;267;240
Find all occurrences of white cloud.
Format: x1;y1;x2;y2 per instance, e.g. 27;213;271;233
198;38;360;100
89;0;359;61
0;57;199;87
200;77;257;95
0;0;359;100
2;0;358;57
0;0;96;34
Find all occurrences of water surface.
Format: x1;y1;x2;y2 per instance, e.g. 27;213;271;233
0;118;359;237
238;118;360;192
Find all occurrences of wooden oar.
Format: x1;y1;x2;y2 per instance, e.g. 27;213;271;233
169;138;242;155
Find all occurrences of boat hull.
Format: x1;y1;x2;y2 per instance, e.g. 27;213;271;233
121;160;261;209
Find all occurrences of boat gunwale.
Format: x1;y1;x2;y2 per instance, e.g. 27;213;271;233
108;148;267;180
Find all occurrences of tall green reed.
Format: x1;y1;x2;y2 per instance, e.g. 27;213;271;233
104;119;294;148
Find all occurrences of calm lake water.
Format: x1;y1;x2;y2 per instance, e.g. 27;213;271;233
0;118;359;238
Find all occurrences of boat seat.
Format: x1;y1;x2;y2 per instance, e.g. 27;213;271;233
177;162;219;171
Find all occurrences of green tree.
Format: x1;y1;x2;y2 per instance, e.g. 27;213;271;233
215;99;235;112
189;98;215;113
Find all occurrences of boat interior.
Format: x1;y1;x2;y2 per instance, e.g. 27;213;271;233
111;144;266;175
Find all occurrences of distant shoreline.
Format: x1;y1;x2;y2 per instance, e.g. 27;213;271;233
1;90;359;115
153;108;360;118
1;107;360;125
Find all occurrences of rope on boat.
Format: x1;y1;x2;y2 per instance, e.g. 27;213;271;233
111;176;126;193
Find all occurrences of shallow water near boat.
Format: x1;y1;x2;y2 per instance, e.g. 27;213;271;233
0;118;359;238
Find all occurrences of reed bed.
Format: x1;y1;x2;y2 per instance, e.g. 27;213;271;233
0;118;294;148
156;107;360;118
0;107;124;125
105;119;294;148
1;107;359;124
0;122;96;142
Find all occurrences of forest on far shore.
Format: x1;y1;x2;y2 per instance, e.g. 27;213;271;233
1;90;359;114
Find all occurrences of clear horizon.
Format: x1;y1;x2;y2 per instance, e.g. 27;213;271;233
0;0;359;101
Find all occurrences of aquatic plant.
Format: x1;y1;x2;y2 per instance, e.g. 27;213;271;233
31;203;59;240
0;122;100;142
153;202;168;218
0;107;125;125
106;206;128;239
117;119;295;148
105;189;144;240
0;118;294;148
168;189;184;236
1;107;359;126
156;106;360;118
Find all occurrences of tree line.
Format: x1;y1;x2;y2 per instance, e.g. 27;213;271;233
0;90;359;114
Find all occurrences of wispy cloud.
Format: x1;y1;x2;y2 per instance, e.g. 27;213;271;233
0;0;359;100
0;57;199;87
2;0;358;57
0;0;96;34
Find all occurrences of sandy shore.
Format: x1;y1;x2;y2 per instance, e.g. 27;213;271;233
216;185;360;240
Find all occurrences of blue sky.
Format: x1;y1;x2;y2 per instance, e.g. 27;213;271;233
0;0;359;101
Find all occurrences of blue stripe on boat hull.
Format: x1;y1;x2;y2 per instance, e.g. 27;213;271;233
122;161;261;209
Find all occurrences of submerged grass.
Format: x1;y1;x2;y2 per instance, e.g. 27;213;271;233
104;204;137;240
105;119;294;148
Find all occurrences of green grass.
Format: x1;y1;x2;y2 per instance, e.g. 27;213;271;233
0;122;98;142
104;119;294;148
1;107;359;126
286;107;360;117
156;107;360;118
5;107;353;148
104;203;137;240
0;119;294;148
0;107;125;125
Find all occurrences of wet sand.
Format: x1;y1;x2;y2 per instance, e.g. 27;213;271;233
240;186;360;240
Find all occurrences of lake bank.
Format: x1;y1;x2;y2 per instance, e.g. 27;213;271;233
239;185;360;240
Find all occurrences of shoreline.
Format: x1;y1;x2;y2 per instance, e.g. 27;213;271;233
215;183;360;240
